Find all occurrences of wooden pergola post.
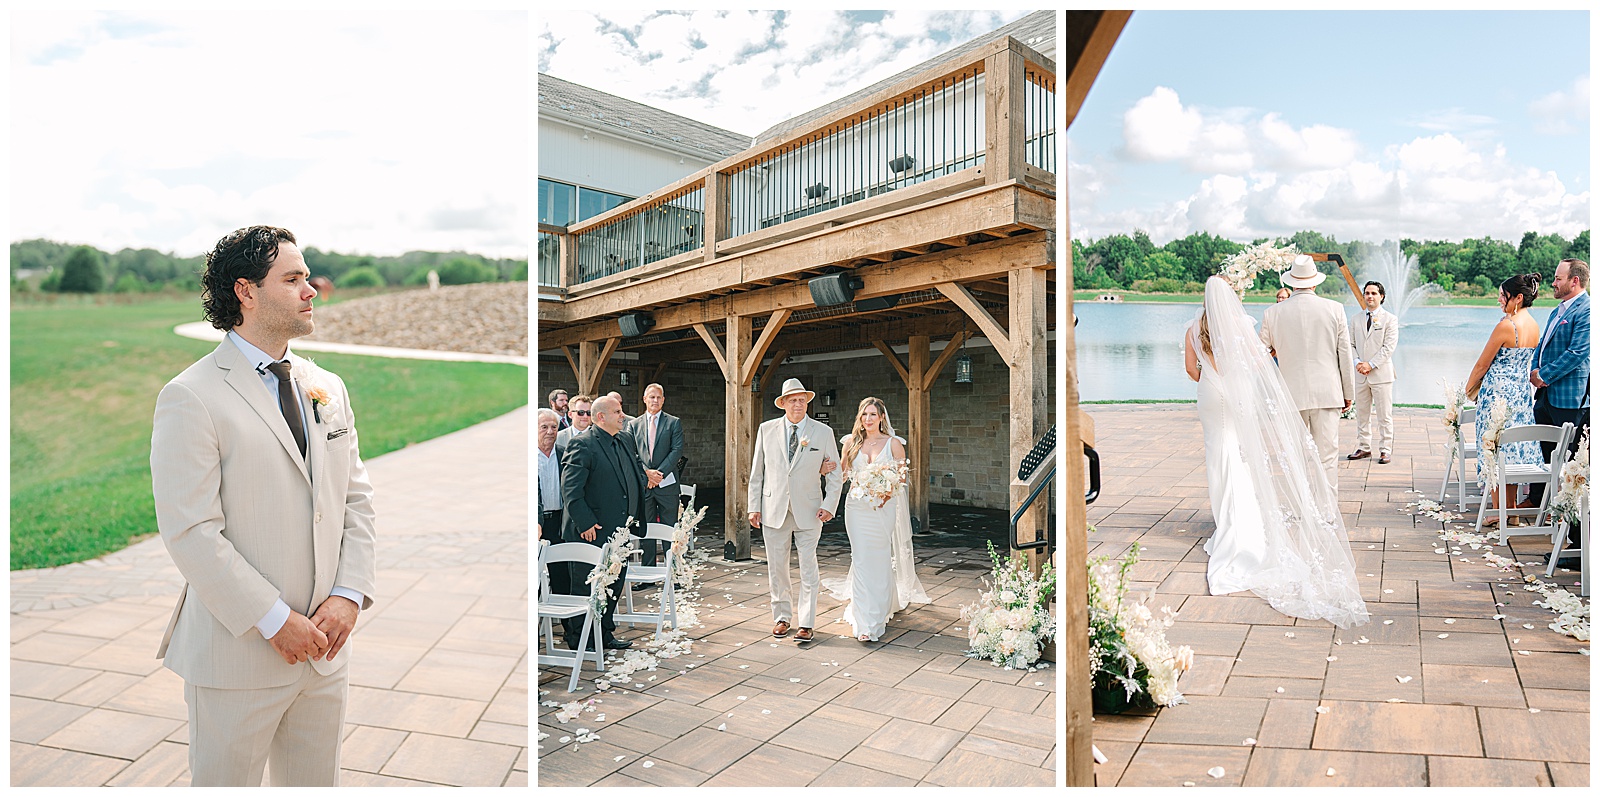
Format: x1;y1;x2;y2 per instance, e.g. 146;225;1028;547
573;338;620;397
1007;266;1049;574
723;315;755;560
905;336;931;529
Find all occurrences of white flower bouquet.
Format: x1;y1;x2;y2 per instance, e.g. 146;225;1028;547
670;505;708;587
1089;542;1193;712
962;541;1056;669
586;524;635;617
1440;379;1469;460
1217;241;1300;294
1479;396;1510;488
849;459;909;509
1550;428;1589;527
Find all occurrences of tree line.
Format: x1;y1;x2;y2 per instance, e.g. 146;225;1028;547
10;239;530;295
1073;229;1592;295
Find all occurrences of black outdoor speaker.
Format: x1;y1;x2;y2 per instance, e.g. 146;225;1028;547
618;312;655;337
854;293;900;312
809;272;863;307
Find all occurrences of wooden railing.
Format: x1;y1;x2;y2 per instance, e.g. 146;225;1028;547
542;35;1054;296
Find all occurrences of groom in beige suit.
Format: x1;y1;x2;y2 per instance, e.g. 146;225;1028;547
1348;281;1399;464
748;379;842;643
151;226;377;786
1261;255;1355;489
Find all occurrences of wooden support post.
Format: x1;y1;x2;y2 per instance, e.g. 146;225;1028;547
724;314;754;560
576;338;620;397
1007;266;1048;575
703;172;730;261
1061;200;1094;788
984;44;1027;185
560;231;578;289
906;335;931;530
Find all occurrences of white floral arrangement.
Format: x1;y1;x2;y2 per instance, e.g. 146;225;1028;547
962;541;1056;670
849;459;909;508
1550;428;1589;527
1089;541;1193;711
586;524;635;617
670;504;708;587
291;358;341;421
1440;379;1469;460
1218;241;1301;294
1479;396;1510;488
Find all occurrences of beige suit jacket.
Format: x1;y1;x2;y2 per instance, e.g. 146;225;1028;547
1261;292;1356;411
1349;306;1399;385
748;415;843;528
151;339;377;689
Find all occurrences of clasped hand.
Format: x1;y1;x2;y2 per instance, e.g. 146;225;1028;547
268;596;359;665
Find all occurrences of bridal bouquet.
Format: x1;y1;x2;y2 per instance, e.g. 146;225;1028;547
1088;542;1193;712
962;541;1056;669
850;459;909;508
1479;396;1510;487
1549;428;1589;526
586;524;636;616
1218;241;1300;294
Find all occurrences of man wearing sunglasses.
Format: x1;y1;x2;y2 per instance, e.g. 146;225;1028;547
555;394;594;449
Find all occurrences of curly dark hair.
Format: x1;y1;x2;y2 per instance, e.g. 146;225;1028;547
201;226;297;330
1500;272;1541;310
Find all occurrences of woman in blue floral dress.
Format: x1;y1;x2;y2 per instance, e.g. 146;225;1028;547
1464;273;1544;520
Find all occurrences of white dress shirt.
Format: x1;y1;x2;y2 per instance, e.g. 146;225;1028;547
227;331;365;639
538;446;561;512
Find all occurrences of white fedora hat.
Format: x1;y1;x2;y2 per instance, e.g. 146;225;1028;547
774;378;815;408
1280;254;1327;289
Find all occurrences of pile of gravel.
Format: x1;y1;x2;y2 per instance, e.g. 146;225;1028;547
303;282;528;357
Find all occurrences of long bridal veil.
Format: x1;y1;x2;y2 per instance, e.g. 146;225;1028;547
1195;276;1369;628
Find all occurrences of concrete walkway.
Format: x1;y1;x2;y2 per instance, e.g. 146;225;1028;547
11;407;529;787
1084;405;1588;787
536;533;1057;787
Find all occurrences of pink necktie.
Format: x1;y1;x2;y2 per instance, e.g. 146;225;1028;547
647;415;656;462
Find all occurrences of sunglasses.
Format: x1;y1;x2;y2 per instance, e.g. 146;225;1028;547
573;410;592;416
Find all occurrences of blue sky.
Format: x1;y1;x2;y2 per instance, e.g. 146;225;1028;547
10;11;528;257
1069;10;1590;245
539;10;1032;137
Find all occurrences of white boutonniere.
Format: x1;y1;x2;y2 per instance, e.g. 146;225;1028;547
291;358;341;422
798;437;810;449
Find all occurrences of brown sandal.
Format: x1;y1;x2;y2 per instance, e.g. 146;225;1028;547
772;621;791;638
795;627;814;643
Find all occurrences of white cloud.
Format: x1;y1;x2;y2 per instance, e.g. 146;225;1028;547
540;10;1029;137
12;11;527;257
1075;87;1587;245
1529;74;1590;135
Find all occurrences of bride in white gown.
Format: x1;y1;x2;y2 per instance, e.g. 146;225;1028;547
824;398;929;641
1183;276;1369;628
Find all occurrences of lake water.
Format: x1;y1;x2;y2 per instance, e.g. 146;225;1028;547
1074;301;1526;405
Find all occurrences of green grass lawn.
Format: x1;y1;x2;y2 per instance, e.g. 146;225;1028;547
11;297;528;570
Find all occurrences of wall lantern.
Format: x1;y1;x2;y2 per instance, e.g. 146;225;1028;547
619;370;631;387
823;390;837;407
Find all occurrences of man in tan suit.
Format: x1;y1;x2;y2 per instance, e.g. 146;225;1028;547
151;226;377;786
748;379;842;643
1260;255;1355;489
1348;281;1399;464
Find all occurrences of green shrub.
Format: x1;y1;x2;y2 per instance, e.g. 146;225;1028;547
339;266;385;288
58;246;105;293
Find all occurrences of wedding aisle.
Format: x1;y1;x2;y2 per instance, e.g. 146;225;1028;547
536;523;1056;787
1085;404;1588;787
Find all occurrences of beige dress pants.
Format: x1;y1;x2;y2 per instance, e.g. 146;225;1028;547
1354;381;1394;455
762;509;822;629
1300;408;1341;490
184;662;349;786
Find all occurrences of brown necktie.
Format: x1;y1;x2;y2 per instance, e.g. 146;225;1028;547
265;360;307;458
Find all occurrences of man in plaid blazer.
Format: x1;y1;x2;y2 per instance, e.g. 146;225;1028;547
1528;258;1589;520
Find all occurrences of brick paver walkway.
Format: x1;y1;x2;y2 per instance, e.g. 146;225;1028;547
537;535;1057;786
11;407;529;787
1085;405;1588;787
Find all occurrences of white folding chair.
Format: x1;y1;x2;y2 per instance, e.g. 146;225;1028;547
616;523;679;637
1439;406;1481;511
1473;423;1574;544
537;542;606;693
677;485;697;550
1546;477;1587;581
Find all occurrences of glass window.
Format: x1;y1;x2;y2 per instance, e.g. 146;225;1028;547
538;178;576;226
577;187;632;222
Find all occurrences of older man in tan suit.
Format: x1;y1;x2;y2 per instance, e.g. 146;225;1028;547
748;379;842;644
151;226;377;786
1261;255;1355;489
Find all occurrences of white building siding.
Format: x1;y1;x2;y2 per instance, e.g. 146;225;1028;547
539;116;719;202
